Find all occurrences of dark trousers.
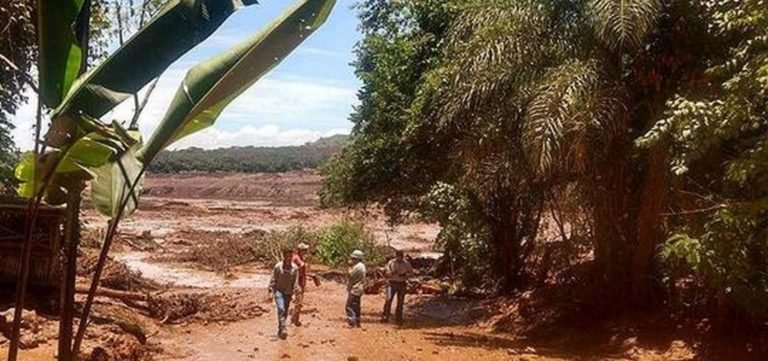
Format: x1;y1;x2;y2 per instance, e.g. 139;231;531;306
383;281;407;322
346;293;362;326
274;291;293;333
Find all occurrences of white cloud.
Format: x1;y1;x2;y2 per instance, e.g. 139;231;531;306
170;125;350;149
10;70;357;151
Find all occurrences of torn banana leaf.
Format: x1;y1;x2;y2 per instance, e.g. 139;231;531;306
53;0;258;120
14;126;137;206
90;145;145;219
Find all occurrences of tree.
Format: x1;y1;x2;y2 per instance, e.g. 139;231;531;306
325;0;732;299
521;0;718;299
147;135;347;173
639;0;768;318
0;0;35;192
323;0;554;292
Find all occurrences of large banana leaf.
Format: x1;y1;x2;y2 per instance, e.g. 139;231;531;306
91;145;145;218
15;123;137;205
38;0;90;108
15;150;93;205
138;0;336;162
53;0;258;120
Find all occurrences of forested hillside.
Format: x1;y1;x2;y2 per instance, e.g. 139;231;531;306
148;134;347;173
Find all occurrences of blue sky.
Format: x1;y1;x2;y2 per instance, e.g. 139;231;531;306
12;0;362;150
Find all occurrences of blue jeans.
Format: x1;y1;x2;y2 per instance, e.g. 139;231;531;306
383;281;407;322
274;291;293;333
346;293;361;326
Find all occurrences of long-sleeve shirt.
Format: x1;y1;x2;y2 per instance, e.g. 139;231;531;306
386;258;413;283
292;254;307;289
347;262;366;296
269;261;298;295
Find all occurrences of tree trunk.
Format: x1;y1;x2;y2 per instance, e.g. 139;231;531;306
631;146;668;302
487;195;529;293
494;217;521;293
590;151;635;296
58;192;81;361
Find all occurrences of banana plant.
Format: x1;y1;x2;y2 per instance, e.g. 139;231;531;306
10;0;336;360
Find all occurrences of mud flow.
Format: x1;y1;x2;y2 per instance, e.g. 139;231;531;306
2;172;753;360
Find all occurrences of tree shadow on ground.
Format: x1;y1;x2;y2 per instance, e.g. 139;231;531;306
402;283;768;361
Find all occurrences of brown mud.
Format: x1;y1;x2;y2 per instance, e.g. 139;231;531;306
1;172;763;360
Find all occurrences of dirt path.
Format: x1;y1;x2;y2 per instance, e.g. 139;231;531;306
153;281;553;361
110;251;539;361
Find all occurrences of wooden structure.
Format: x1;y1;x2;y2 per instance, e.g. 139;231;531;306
0;203;65;287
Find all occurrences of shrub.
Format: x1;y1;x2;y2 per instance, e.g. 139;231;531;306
316;219;383;266
423;182;491;288
261;225;317;262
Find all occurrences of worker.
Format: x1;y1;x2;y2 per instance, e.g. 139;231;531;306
268;247;298;339
381;250;413;324
346;249;366;327
291;242;310;326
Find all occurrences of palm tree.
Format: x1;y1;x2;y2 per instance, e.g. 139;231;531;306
524;0;714;299
405;0;571;291
416;0;706;298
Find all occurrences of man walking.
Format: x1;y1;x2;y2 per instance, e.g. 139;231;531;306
291;243;309;326
381;250;413;324
346;250;366;327
268;247;298;339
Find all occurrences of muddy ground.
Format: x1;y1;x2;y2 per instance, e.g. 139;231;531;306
2;172;764;360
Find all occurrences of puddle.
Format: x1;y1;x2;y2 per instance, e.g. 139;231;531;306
115;252;270;289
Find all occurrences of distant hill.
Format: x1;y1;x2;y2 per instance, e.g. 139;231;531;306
147;134;349;174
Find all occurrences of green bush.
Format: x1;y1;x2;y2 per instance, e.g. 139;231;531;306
261;225;317;262
316;219;383;266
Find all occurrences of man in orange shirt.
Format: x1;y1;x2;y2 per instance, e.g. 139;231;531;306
291;243;309;326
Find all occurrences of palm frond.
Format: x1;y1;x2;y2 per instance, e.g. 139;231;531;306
524;59;629;176
589;0;662;51
424;0;560;133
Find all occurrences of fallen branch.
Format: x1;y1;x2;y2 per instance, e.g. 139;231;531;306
75;285;148;302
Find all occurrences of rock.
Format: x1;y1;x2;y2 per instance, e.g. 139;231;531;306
524;346;537;353
89;347;111;361
507;349;518;355
347;357;359;361
0;308;45;334
281;353;291;359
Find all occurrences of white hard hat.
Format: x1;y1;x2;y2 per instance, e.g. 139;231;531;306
350;250;364;260
297;243;309;250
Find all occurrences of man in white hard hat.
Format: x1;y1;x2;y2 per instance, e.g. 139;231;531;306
346;249;366;327
291;242;310;326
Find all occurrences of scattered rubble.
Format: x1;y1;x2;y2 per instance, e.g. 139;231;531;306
0;308;56;349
